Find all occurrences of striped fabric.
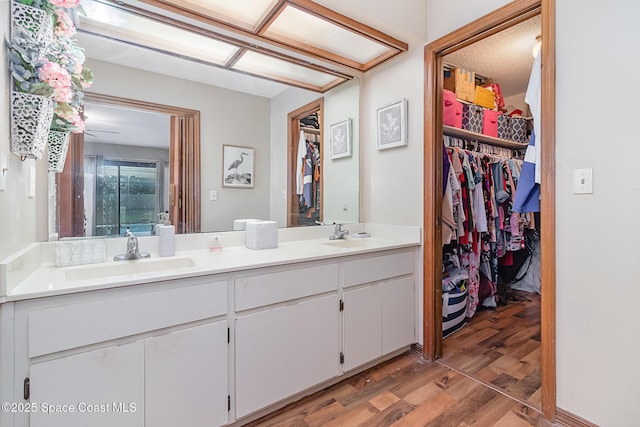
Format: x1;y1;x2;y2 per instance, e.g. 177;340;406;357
443;289;468;338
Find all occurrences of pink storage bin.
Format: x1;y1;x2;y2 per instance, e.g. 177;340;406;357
482;109;499;137
443;89;462;128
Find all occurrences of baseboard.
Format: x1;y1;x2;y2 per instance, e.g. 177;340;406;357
556;408;599;427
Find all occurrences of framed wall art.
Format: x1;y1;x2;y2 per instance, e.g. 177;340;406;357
329;118;352;159
376;98;408;150
223;145;254;188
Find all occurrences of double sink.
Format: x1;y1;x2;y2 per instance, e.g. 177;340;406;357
63;237;384;282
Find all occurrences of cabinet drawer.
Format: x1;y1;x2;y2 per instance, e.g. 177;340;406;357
342;251;414;288
235;264;339;311
28;281;227;357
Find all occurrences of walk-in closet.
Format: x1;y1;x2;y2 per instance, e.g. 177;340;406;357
434;14;543;409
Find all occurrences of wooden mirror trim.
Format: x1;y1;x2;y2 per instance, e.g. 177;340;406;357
422;0;556;420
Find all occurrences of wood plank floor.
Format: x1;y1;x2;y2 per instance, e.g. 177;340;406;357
247;352;545;426
439;289;542;408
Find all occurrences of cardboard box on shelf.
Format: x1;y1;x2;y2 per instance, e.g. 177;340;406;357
444;67;475;103
474;86;496;110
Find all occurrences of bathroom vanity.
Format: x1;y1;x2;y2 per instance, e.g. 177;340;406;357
0;224;420;427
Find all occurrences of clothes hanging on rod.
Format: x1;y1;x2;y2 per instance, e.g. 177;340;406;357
442;140;536;318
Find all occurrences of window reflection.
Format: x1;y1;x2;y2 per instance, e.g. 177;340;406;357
92;160;161;236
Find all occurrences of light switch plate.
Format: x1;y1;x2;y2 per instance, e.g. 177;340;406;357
573;168;593;194
0;153;7;191
209;190;217;201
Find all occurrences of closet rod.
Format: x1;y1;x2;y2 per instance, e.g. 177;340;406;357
443;125;528;150
300;127;320;135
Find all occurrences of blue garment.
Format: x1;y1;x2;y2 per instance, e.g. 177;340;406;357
512;131;540;213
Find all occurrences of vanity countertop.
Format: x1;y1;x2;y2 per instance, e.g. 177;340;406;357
1;225;421;302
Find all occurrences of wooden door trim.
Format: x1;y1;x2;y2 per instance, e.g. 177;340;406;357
287;98;324;227
422;0;556;421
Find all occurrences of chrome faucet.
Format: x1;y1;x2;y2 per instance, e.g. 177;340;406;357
114;229;151;261
330;223;349;240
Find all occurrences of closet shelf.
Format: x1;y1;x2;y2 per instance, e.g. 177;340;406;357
443;125;528;150
301;127;321;135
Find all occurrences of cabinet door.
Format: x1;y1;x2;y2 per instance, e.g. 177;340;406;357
382;277;415;353
342;284;382;371
29;341;144;427
145;321;228;427
235;294;340;418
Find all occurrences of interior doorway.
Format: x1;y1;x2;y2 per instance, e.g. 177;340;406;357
423;0;556;421
287;98;324;227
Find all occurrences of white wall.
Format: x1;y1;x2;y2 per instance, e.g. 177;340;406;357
554;2;640;425
321;79;360;225
503;92;528;115
0;2;49;261
269;81;360;227
84;59;271;233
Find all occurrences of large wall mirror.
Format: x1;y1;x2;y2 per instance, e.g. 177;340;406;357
49;28;360;239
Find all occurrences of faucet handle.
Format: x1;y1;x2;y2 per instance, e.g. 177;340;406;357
335;223;344;231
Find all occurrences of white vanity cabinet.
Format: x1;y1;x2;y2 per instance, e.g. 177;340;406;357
145;321;229;427
30;341;144;427
4;241;420;427
342;251;415;372
13;278;229;427
234;264;341;418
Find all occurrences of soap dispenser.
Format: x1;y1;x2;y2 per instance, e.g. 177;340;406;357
157;212;175;257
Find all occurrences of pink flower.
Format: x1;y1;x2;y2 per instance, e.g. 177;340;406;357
54;86;73;103
38;62;72;102
72;118;85;134
50;0;81;8
54;9;76;37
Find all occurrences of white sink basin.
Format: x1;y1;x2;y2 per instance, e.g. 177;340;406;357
64;256;195;281
321;238;374;248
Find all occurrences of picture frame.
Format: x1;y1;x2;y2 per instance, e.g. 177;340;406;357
376;98;408;150
329;118;352;159
222;145;254;188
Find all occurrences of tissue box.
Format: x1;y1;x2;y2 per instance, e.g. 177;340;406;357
234;219;261;231
246;220;278;250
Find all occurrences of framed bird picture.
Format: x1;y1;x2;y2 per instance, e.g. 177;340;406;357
376;98;408;150
223;145;254;188
330;118;352;159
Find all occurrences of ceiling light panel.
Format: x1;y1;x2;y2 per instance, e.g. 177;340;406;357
169;0;278;30
233;51;341;89
80;0;239;65
263;4;391;66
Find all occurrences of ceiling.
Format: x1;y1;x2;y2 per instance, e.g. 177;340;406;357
444;14;541;98
84;102;169;147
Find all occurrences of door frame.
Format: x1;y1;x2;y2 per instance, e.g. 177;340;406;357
287;98;324;227
422;0;556;420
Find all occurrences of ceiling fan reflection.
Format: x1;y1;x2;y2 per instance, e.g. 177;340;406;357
85;129;121;138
